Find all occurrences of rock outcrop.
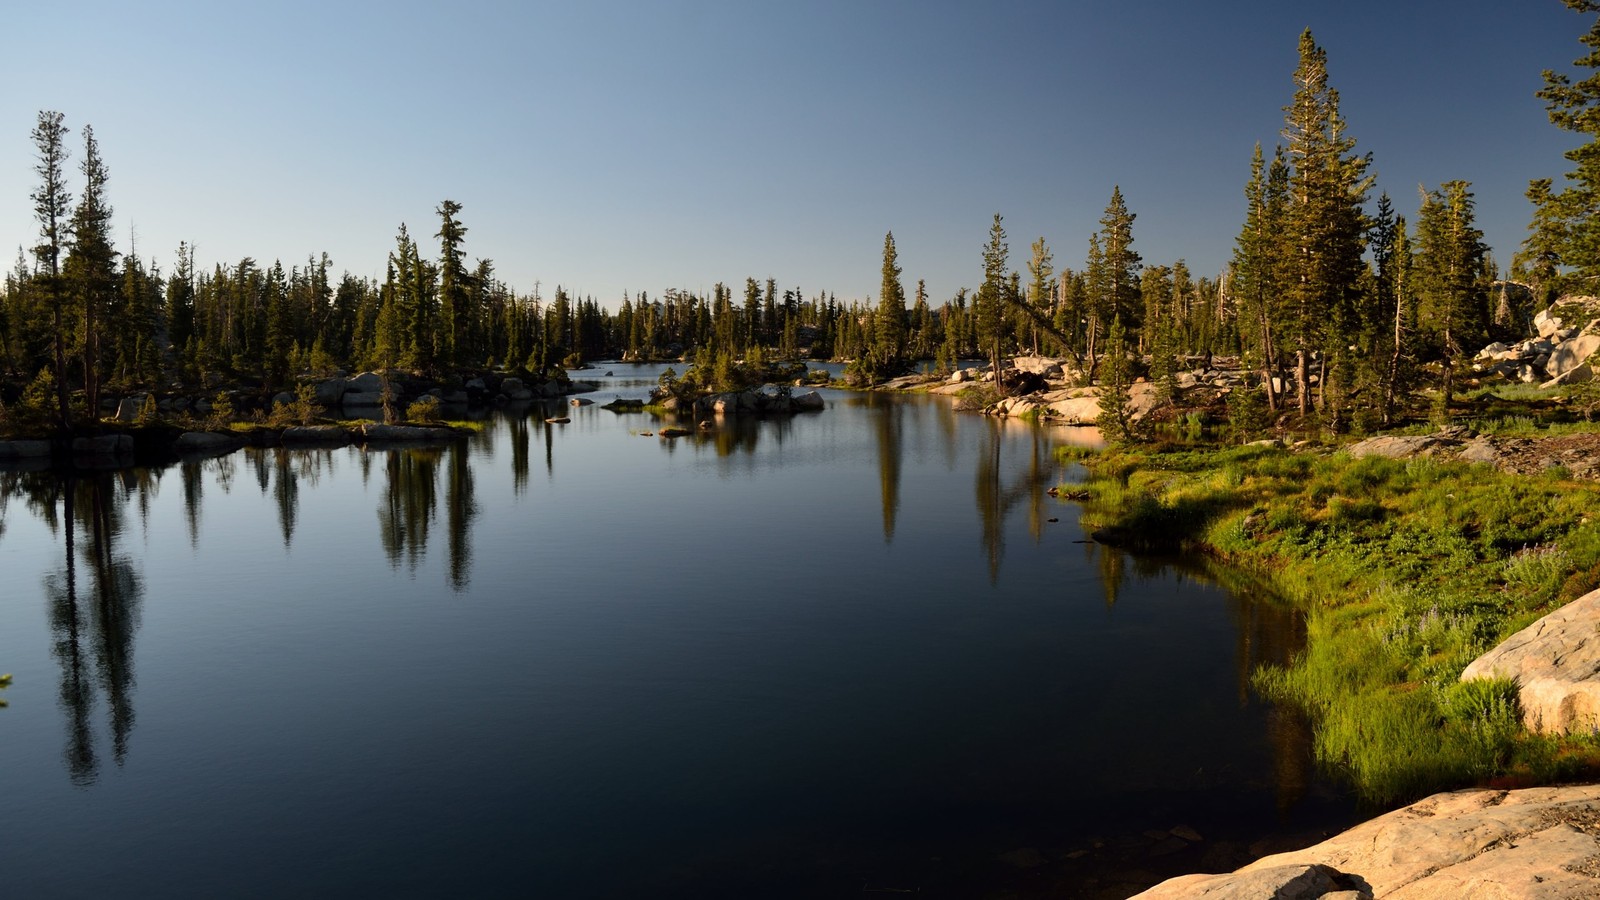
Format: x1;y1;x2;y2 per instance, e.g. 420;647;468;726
0;439;53;459
359;424;459;442
649;386;825;416
1461;588;1600;734
71;434;134;458
1472;295;1600;386
990;381;1164;425
1133;784;1600;899
1347;431;1468;460
174;431;246;454
280;425;353;445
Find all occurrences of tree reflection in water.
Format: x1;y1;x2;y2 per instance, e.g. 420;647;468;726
872;394;903;543
972;417;1058;584
1;471;146;786
378;446;440;573
376;443;478;590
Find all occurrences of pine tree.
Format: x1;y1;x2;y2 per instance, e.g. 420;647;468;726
1231;143;1288;410
30;110;73;431
1025;237;1054;356
1096;314;1135;443
435;200;469;367
1280;29;1373;418
1099;187;1142;332
1083;235;1108;380
875;231;906;374
1527;1;1600;289
65;125;118;415
976;214;1009;385
1414;181;1488;419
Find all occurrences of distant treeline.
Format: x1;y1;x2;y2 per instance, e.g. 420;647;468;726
7;10;1600;434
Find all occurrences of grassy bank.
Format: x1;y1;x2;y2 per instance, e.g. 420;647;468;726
1065;442;1600;805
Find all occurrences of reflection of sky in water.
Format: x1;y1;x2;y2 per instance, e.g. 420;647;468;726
0;394;1349;899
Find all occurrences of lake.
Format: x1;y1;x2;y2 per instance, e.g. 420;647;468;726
0;364;1358;898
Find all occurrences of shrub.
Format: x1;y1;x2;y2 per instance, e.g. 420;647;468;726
207;391;236;429
406;395;442;423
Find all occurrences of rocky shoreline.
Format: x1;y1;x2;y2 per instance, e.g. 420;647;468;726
1133;783;1600;899
1130;582;1600;898
0;368;833;469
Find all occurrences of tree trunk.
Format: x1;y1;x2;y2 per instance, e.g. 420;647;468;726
1257;301;1278;412
1383;289;1404;426
52;293;72;433
1296;348;1310;418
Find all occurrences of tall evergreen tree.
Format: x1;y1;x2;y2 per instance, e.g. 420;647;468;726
1025;237;1054;356
65;125;118;416
875;231;906;372
1280;29;1373;418
435;200;470;367
1083;234;1109;380
30;111;74;430
1526;0;1600;289
976;214;1009;385
1099;187;1142;332
1414;181;1488;418
1231;143;1289;410
1096;314;1135;443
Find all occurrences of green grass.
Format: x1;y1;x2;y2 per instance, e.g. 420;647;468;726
1062;442;1600;805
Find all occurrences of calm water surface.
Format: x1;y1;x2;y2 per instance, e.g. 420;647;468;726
0;365;1358;898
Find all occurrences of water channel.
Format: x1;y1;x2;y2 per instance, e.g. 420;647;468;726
0;364;1360;898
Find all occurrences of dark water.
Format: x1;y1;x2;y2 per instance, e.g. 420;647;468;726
0;365;1358;899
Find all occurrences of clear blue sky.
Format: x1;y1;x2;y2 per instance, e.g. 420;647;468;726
0;0;1585;309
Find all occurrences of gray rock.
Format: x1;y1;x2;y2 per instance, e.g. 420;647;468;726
1347;434;1460;459
314;378;347;405
174;431;243;453
360;424;457;442
1459;436;1502;465
502;387;534;401
882;374;931;390
569;397;593;406
1462;587;1600;733
1536;306;1565;340
1030;382;1162;425
1011;355;1067;379
988;395;1045;417
501;377;525;394
340;391;385;407
0;440;53;458
348;371;385;393
792;390;825;412
116;396;148;422
71;434;133;457
1547;330;1600;378
272;391;293;407
280;426;351;445
1542;362;1593;388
